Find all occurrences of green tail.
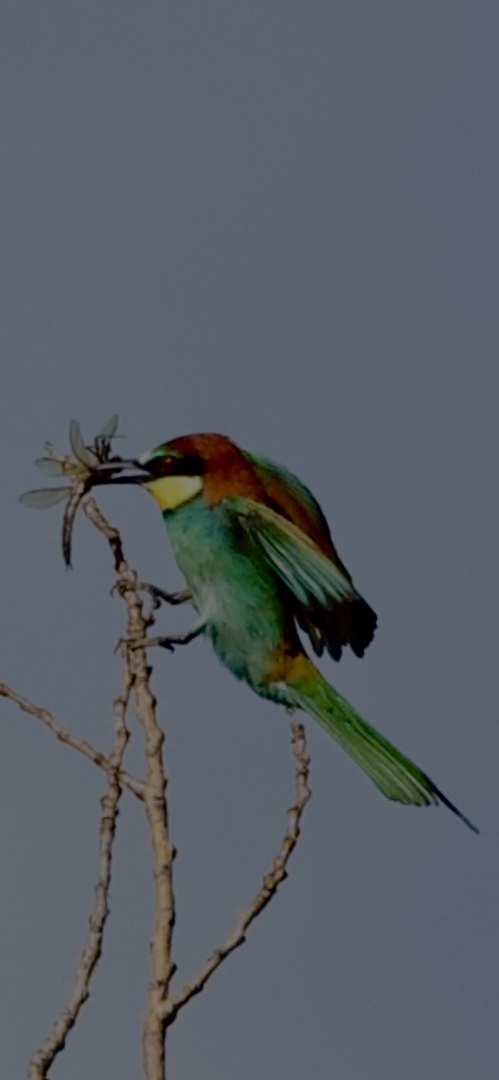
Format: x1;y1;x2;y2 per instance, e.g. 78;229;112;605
286;666;477;832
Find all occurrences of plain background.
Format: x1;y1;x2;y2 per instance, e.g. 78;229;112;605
1;3;497;1078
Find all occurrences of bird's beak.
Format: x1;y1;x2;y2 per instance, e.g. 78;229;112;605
91;459;150;486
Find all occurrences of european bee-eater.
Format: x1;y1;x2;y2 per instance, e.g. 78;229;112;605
104;433;476;831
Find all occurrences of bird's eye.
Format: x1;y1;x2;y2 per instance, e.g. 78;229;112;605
145;455;173;476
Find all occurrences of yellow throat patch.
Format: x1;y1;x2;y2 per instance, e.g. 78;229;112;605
144;474;203;511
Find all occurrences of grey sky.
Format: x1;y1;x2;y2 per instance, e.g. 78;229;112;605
1;3;497;1077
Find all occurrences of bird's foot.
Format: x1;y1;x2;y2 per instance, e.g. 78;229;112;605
110;580;191;609
137;584;192;609
118;629;199;654
118;635;173;653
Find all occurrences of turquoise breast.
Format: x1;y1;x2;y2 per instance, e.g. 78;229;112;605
162;498;297;689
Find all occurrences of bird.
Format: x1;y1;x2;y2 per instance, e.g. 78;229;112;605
102;432;477;832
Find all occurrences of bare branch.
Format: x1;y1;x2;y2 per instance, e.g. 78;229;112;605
0;683;144;800
80;493;125;570
81;498;175;1080
118;576;176;1080
16;454;312;1079
160;718;311;1027
26;665;132;1079
20;437;176;1078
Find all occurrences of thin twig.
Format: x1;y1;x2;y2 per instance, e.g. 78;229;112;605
0;683;144;799
80;493;125;570
160;718;311;1027
26;665;133;1079
119;573;176;1080
82;498;175;1080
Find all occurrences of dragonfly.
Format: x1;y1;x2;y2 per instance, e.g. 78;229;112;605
20;415;124;565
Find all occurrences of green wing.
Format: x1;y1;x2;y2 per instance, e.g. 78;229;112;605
224;495;376;659
243;449;338;556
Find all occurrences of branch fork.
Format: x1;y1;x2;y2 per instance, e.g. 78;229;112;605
8;421;312;1079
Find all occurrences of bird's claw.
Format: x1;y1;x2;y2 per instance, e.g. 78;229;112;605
135;583;192;609
110;581;191;619
110;579;129;599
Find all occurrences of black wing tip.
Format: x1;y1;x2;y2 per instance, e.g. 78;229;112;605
353;597;377;654
321;596;377;661
351;641;366;659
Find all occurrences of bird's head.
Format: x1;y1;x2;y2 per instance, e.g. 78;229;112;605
98;433;260;511
135;439;208;510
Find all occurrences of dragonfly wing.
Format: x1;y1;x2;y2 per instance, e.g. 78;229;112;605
20;487;72;509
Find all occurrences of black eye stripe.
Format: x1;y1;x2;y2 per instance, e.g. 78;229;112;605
182;454;207;476
146;453;206;477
